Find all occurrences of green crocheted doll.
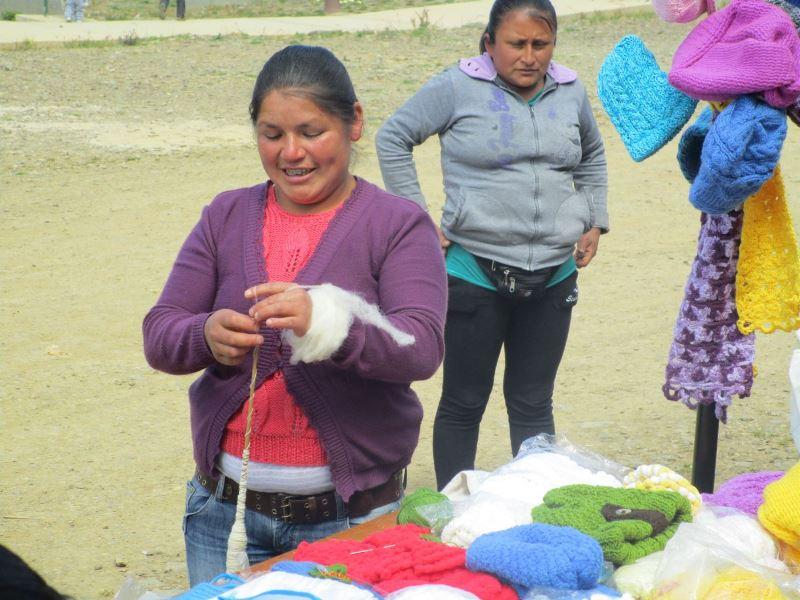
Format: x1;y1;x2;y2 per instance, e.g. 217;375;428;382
530;484;692;565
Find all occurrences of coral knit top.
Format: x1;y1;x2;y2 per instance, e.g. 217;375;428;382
220;186;340;467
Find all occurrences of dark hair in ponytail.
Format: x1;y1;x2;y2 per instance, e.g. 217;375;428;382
249;45;358;128
479;0;557;53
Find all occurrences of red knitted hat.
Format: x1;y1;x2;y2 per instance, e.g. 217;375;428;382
294;524;517;600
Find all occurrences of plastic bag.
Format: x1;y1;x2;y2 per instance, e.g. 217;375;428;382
439;434;626;547
650;506;800;599
790;331;800;454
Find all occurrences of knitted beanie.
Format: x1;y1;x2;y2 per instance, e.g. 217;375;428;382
598;35;698;162
669;0;800;108
652;0;716;22
531;485;693;566
397;488;452;529
293;524;518;600
765;0;800;30
758;462;800;566
689;95;787;215
702;471;784;516
703;566;787;600
623;464;702;512
465;524;604;592
736;167;800;335
677;107;713;183
662;211;755;422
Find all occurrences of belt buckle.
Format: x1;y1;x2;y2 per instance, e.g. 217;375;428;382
279;495;296;522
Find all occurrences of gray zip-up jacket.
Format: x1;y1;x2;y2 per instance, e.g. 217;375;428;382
376;53;608;271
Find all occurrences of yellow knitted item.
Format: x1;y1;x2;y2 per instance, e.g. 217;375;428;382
758;462;800;570
701;566;787;599
736;166;800;335
623;464;702;513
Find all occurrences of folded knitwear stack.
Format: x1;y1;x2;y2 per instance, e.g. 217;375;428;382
531;485;693;566
441;452;621;548
293;524;518;600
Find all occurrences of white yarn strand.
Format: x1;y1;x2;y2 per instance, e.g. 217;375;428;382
226;338;259;572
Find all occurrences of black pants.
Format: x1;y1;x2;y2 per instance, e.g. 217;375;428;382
432;272;578;490
160;0;185;18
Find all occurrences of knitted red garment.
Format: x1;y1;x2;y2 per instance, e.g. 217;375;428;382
293;524;518;599
221;187;340;466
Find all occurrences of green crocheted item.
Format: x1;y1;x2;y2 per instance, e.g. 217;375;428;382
530;484;692;566
397;487;451;528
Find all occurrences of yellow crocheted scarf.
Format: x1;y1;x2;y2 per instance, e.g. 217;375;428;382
736;166;800;335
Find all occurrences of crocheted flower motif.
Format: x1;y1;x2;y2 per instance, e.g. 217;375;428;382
736;167;800;334
663;210;755;422
598;35;697;162
531;485;693;566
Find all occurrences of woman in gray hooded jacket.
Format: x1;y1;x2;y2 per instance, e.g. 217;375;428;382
376;0;608;489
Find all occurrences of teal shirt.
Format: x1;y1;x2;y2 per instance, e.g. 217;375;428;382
446;243;576;291
445;89;577;291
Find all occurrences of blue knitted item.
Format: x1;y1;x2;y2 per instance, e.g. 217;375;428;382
598;35;698;162
677;107;713;183
690;95;787;214
465;524;603;593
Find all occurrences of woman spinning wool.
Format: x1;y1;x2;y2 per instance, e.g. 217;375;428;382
143;45;447;584
377;0;609;490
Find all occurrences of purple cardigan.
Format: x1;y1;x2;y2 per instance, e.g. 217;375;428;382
143;178;447;501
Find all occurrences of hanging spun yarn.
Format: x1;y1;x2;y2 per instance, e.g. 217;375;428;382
663;210;755;422
736;166;800;334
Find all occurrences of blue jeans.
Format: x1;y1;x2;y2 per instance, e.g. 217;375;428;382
183;474;401;586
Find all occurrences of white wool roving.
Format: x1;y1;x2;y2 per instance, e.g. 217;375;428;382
284;283;415;364
441;493;533;548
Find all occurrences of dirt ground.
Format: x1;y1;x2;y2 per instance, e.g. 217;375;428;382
2;9;799;599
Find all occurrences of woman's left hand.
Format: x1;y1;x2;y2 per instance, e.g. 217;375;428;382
575;227;601;268
245;282;312;337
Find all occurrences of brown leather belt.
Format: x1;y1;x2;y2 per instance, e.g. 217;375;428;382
196;469;404;525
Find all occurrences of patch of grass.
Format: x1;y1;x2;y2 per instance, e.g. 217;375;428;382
2;10;17;20
85;0;462;21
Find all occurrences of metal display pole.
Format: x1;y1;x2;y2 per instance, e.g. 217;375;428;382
691;404;720;493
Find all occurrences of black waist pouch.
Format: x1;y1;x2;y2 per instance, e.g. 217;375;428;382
475;256;557;300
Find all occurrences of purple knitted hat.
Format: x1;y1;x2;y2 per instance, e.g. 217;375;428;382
663;210;755;422
669;0;800;108
652;0;716;23
702;471;785;515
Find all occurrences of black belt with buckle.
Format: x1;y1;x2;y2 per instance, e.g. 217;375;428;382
196;469;404;525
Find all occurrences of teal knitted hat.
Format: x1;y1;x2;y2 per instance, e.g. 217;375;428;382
598;35;698;162
530;484;693;566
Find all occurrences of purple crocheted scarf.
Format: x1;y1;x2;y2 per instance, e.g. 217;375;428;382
663;210;755;422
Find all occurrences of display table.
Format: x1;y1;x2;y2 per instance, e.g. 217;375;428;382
249;511;399;574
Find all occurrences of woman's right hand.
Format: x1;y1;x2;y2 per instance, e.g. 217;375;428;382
203;309;264;366
435;224;451;255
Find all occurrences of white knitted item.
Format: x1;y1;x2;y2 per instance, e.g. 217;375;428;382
284;283;415;364
440;453;622;547
221;570;376;599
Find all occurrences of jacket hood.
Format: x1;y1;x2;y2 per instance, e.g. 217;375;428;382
459;52;577;84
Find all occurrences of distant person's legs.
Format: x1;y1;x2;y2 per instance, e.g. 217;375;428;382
177;0;185;19
433;277;507;490
503;272;578;454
